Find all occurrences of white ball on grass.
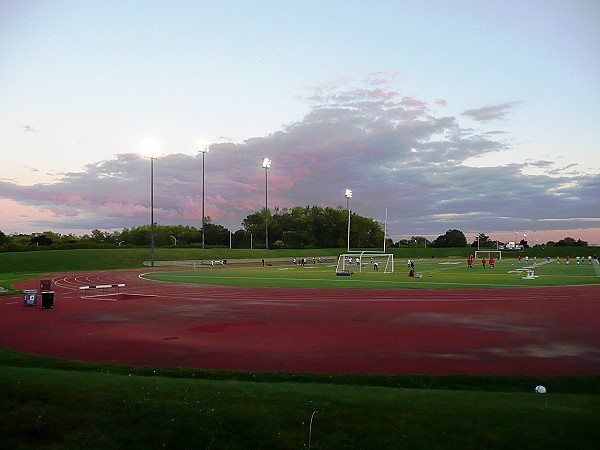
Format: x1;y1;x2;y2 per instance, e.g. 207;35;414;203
535;385;547;394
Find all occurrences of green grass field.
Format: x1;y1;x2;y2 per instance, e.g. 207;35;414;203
1;350;599;450
144;256;600;289
2;247;598;291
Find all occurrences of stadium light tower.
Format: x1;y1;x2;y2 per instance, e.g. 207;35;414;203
139;138;161;267
345;188;352;252
262;157;271;249
198;142;210;249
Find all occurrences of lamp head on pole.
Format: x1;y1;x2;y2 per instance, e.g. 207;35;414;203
198;141;210;154
139;138;161;159
344;188;352;199
262;157;271;169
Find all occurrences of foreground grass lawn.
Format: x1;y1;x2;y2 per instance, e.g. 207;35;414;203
2;350;599;450
144;257;600;289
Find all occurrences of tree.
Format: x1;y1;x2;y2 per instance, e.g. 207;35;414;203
350;215;384;248
204;222;230;246
471;233;495;248
129;226;152;246
311;206;347;248
29;234;53;246
432;229;467;248
241;205;385;249
242;210;269;248
395;238;412;247
90;229;107;243
556;237;588;247
231;229;251;248
0;230;10;246
385;237;395;249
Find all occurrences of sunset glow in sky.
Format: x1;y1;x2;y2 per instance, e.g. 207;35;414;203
1;0;599;244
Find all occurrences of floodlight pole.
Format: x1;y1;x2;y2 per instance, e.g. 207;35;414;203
140;138;160;268
199;144;209;249
345;189;352;252
262;158;271;250
383;207;387;253
150;156;155;267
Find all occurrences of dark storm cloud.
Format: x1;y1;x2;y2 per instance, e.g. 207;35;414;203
1;87;598;237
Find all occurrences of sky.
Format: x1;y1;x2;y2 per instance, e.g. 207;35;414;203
1;0;599;245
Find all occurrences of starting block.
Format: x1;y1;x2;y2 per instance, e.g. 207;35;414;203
521;270;538;280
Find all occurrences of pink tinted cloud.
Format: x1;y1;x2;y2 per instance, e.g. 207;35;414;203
98;202;149;218
401;96;428;108
1;83;599;244
46;193;84;204
0;199;58;232
292;167;311;177
46;204;81;217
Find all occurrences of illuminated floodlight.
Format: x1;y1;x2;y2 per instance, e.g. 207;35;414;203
198;140;210;154
345;188;352;251
139;138;161;158
262;157;271;249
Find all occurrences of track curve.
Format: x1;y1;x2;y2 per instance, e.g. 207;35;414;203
2;269;599;375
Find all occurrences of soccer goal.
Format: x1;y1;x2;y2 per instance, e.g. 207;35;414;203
474;250;502;260
336;251;394;273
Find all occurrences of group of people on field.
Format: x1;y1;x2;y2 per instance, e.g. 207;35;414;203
467;255;496;269
292;256;323;266
558;255;598;264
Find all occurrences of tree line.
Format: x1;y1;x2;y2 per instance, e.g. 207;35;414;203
0;206;590;251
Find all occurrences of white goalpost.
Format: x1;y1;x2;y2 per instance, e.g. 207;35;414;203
336;251;394;273
474;250;502;260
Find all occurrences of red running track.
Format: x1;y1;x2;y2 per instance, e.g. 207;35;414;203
2;269;600;375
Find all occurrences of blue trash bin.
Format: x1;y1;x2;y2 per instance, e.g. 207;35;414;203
23;289;38;307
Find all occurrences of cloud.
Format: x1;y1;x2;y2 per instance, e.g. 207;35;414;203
0;85;598;241
462;101;523;122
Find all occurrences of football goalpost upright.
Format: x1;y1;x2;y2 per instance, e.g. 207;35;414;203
336;251;394;273
474;250;502;260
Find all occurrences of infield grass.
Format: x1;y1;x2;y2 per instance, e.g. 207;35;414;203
144;257;600;289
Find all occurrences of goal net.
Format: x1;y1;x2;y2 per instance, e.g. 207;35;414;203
336;252;394;273
474;250;502;260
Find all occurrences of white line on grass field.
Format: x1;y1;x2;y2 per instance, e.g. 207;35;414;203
144;273;526;288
